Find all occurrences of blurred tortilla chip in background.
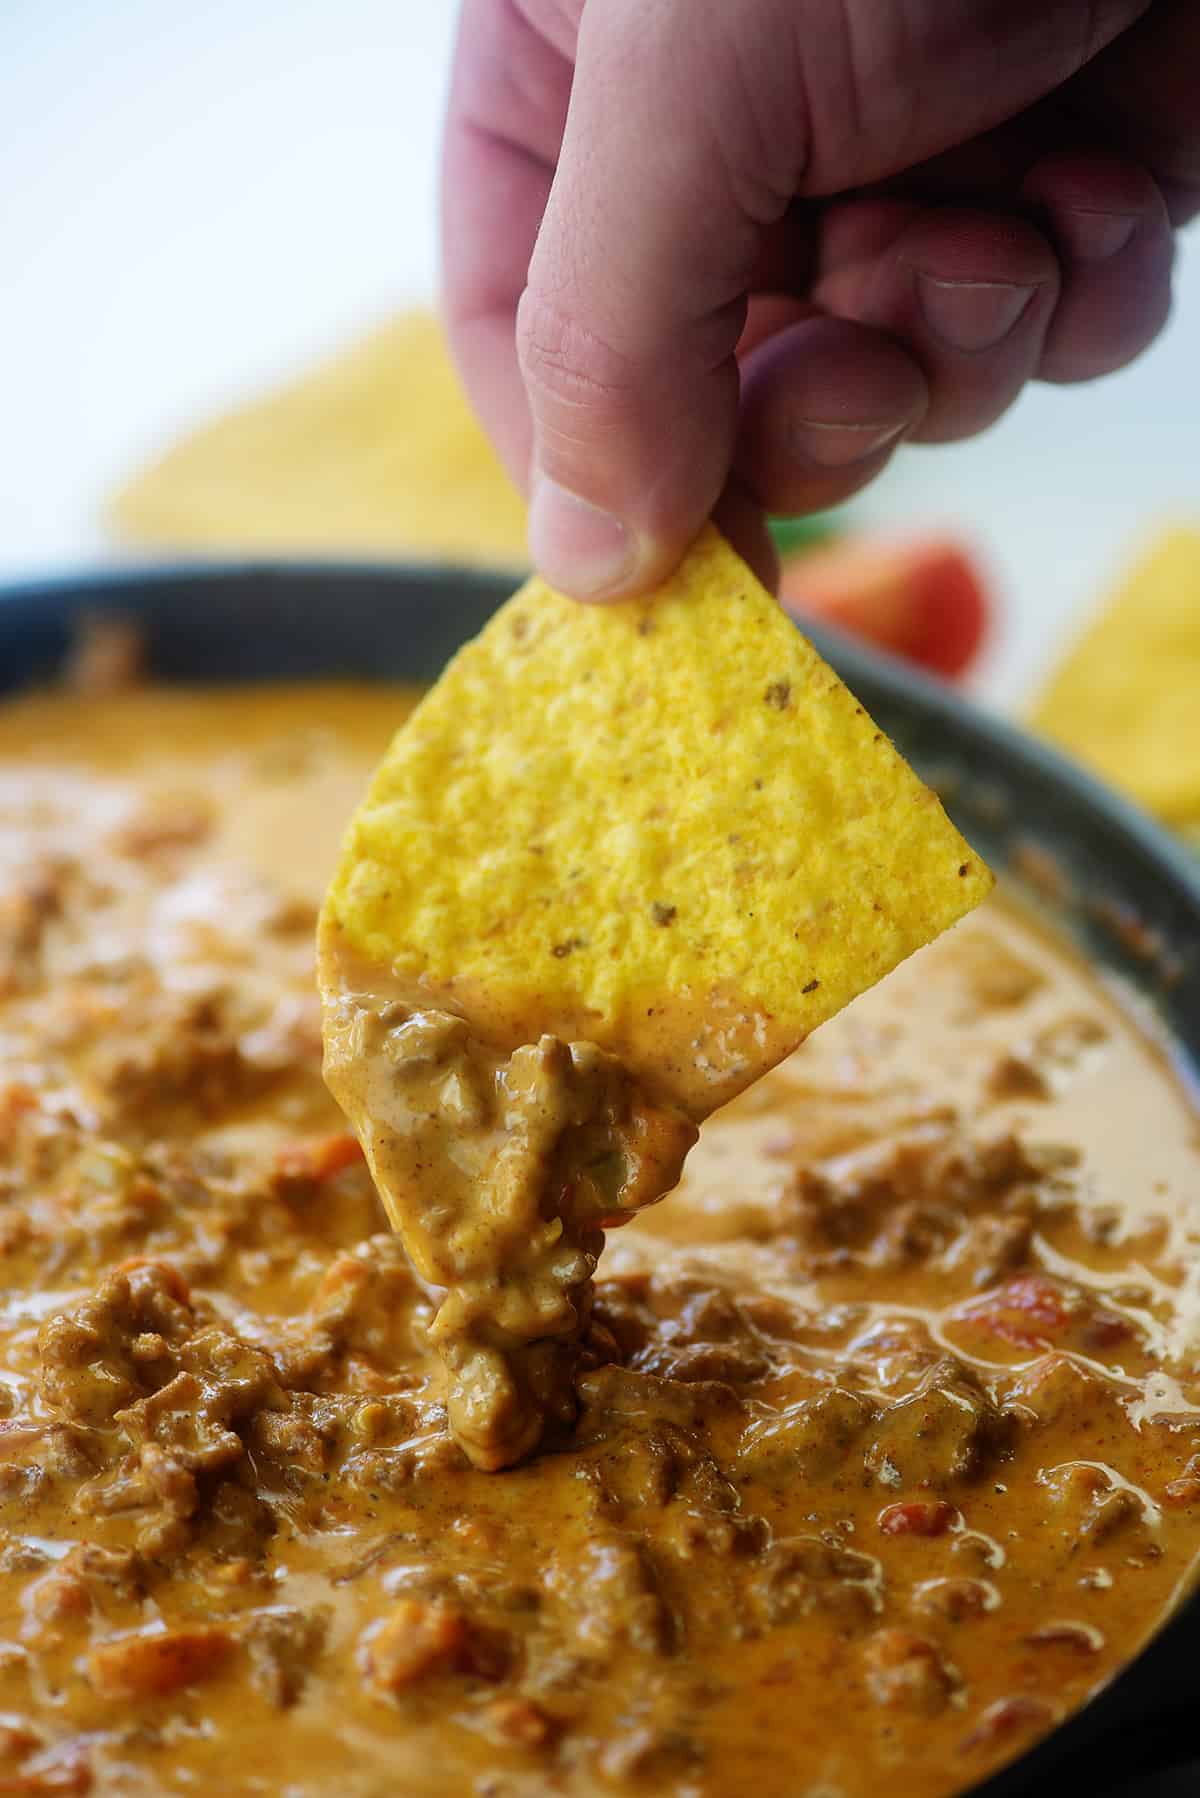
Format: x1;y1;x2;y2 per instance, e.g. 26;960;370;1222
108;311;529;565
1032;527;1200;829
106;303;1198;856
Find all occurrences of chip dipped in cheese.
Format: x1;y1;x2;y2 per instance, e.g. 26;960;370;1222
321;524;992;1120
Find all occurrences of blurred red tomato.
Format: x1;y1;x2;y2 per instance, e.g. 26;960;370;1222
779;536;992;680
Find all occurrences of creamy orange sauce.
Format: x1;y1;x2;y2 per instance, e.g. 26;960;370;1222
0;682;1199;1798
320;969;697;1472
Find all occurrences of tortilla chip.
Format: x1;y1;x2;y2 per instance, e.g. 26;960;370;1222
1032;527;1200;822
108;312;528;566
322;525;992;1117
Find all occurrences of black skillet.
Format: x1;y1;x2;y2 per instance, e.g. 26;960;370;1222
2;560;1198;1797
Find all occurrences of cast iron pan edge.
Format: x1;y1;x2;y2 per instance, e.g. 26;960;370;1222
2;560;1197;1798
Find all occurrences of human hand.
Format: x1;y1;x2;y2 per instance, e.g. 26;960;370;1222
442;0;1196;599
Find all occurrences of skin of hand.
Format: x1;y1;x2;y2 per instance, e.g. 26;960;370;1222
441;0;1197;599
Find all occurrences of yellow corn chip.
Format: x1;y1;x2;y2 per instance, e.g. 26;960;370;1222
321;525;993;1117
108;312;529;566
1032;527;1200;822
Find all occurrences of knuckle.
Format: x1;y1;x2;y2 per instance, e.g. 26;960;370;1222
516;290;638;418
1025;151;1162;223
1042;286;1173;384
909;383;1026;444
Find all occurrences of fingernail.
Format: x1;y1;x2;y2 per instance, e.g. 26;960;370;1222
527;477;635;600
1059;208;1138;263
915;275;1038;352
796;418;906;469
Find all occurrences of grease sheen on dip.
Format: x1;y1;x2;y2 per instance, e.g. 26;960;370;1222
0;681;1198;1798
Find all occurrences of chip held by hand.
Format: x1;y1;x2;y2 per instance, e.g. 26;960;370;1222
321;525;993;1118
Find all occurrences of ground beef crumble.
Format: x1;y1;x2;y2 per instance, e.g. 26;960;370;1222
0;692;1196;1798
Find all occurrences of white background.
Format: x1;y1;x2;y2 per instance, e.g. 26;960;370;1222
2;0;1196;708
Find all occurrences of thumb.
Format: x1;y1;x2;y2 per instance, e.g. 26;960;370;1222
519;0;801;600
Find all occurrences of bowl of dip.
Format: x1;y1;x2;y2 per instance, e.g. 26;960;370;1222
0;560;1196;1798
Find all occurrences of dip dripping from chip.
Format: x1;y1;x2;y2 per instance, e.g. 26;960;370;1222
320;973;696;1469
318;525;993;1469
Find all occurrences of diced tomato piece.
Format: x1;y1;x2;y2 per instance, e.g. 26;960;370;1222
0;1082;39;1151
952;1274;1073;1348
360;1598;508;1694
779;535;992;680
87;1626;234;1698
878;1501;957;1538
961;1694;1055;1753
952;1273;1131;1354
275;1133;363;1182
996;1275;1071;1327
1085;1310;1132;1349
